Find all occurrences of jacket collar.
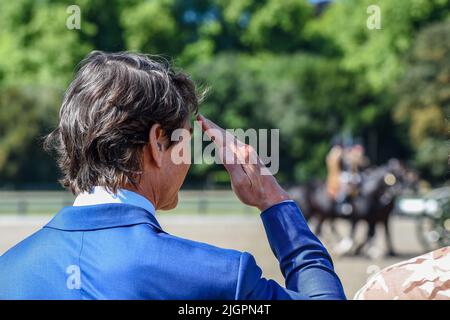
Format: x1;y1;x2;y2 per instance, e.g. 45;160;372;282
44;203;164;232
73;186;156;217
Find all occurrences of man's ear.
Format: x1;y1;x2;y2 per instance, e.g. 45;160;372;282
148;124;166;168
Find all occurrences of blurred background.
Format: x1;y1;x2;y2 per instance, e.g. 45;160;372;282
0;0;449;298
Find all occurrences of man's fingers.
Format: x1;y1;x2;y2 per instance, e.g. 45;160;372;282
197;114;220;132
197;114;236;163
197;114;253;159
197;115;264;179
197;115;238;149
197;115;242;174
197;115;224;143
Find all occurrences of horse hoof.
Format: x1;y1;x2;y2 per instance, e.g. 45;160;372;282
367;247;383;260
386;250;397;257
333;237;354;256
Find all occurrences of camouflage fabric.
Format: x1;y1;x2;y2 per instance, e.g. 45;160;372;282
354;246;450;300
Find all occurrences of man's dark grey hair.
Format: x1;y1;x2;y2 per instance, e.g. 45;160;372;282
45;51;200;195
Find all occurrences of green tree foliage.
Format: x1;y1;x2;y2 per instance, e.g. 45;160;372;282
0;0;449;188
0;85;61;188
0;0;92;86
189;53;371;182
395;20;450;180
309;0;450;93
306;0;450;181
241;0;313;52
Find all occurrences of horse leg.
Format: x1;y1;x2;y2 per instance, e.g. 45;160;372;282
328;217;341;241
333;218;356;256
349;219;358;239
383;217;396;256
315;216;325;237
355;221;376;256
301;206;312;222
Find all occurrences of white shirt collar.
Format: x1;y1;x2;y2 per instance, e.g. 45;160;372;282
73;186;156;216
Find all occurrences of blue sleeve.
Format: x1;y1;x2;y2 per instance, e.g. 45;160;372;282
235;201;346;300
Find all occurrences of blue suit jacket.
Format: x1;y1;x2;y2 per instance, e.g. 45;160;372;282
0;201;346;299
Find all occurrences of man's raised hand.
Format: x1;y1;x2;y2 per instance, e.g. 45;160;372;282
197;115;290;211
